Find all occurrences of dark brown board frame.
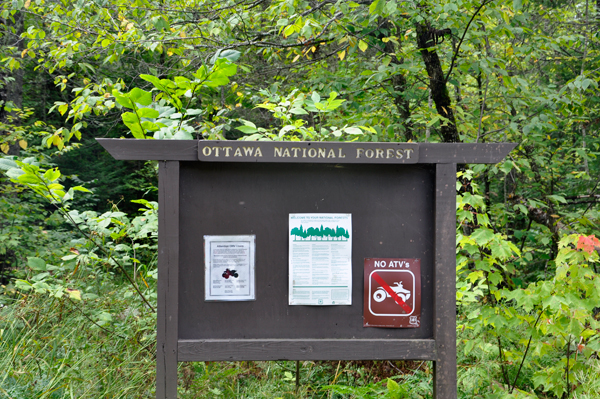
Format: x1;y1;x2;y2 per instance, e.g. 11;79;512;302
97;139;516;399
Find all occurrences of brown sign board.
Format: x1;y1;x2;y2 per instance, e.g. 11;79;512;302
198;141;419;163
96;138;517;399
364;258;421;328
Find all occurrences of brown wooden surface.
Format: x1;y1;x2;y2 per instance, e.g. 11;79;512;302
98;139;198;160
178;339;436;361
420;143;516;164
433;163;457;399
178;162;435;341
96;138;516;164
157;161;180;399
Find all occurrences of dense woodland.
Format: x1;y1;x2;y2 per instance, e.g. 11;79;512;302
0;0;599;397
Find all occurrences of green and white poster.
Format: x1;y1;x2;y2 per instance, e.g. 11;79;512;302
288;213;352;305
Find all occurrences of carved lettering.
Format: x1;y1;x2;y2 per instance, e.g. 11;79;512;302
202;144;415;162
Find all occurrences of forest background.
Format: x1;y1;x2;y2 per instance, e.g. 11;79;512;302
0;0;599;397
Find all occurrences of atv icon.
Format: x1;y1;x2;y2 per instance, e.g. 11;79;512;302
373;281;411;303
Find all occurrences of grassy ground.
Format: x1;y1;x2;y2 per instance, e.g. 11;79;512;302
1;294;599;398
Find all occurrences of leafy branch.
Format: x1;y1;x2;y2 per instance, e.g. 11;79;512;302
2;159;156;312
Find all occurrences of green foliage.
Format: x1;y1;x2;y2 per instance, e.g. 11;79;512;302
1;157;156;310
111;56;239;140
456;171;600;397
239;88;370;141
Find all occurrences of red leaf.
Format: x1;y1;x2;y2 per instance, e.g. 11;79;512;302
576;235;600;254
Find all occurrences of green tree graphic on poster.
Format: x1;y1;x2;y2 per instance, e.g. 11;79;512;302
291;225;349;241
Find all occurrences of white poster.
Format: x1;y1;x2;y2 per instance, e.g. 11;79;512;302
204;235;255;301
288;213;352;305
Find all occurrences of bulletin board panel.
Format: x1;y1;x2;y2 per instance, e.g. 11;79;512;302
177;162;435;341
96;138;516;399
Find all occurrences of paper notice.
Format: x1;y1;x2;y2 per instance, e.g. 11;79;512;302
204;235;255;301
289;214;352;305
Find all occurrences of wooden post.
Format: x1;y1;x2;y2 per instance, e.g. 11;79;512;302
157;161;180;398
433;163;457;398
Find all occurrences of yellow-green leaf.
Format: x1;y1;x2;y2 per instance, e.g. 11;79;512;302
68;289;81;301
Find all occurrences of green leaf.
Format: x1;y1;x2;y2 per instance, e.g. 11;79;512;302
471;228;495;246
137;108;159;119
153;16;169;31
122;112;140;126
513;0;522;11
289;108;308;115
122;112;146;138
129;88;152;106
500;160;514;174
311;91;321;104
237;125;258;133
28;257;47;271
283;25;295;37
213;49;241;62
112;90;134;108
0;158;18;170
547;195;567;204
43;168;61;182
72;185;91;193
17;173;41;184
141;121;160;131
343;127;363;135
369;0;385;15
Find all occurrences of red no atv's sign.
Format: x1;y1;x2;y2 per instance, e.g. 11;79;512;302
363;258;421;328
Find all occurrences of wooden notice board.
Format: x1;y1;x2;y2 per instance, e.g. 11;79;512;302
97;139;515;399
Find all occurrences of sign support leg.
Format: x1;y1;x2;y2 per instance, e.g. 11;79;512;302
157;161;180;398
433;163;457;398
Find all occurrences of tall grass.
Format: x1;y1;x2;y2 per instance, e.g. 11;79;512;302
0;294;155;398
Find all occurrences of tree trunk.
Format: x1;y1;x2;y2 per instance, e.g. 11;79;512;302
416;23;460;143
382;28;414;141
